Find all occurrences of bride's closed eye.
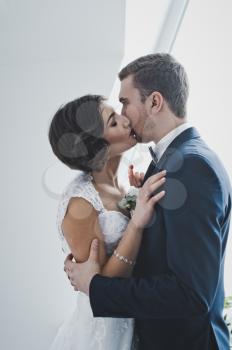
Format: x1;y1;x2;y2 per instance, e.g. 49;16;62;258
105;110;117;128
110;113;120;127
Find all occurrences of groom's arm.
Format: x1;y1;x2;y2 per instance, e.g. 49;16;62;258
89;155;224;319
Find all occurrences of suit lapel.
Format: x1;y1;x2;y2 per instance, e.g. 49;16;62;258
142;127;201;184
142;161;156;184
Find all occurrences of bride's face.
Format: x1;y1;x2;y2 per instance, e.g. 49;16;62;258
100;103;137;157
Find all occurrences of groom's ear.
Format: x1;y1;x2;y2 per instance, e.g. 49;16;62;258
149;92;163;114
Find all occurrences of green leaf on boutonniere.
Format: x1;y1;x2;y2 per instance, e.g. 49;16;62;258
224;296;232;309
118;187;139;211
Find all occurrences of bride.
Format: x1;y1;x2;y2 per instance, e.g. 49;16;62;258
48;94;166;349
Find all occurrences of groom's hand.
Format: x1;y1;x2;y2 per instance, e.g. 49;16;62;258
64;239;100;295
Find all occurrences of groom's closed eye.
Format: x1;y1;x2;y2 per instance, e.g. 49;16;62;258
119;97;128;104
119;98;128;109
119;98;129;115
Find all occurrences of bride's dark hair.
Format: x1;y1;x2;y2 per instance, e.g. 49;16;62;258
48;94;109;172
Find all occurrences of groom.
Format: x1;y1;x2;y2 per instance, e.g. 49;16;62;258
65;54;231;349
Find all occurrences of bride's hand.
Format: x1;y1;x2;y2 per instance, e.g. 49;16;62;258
128;164;145;188
131;170;166;229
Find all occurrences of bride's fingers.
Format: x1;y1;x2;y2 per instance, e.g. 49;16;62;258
140;172;145;182
128;165;135;186
148;177;166;193
128;167;139;187
128;165;144;187
141;177;165;200
134;172;141;187
149;190;166;205
146;170;167;186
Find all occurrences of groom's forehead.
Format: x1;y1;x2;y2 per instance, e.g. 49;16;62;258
119;75;137;100
120;75;134;91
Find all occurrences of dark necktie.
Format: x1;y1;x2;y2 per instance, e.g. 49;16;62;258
142;146;159;184
148;146;158;166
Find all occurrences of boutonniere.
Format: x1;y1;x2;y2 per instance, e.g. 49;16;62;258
118;187;139;213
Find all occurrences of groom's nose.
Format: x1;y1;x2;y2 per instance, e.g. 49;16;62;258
122;116;130;128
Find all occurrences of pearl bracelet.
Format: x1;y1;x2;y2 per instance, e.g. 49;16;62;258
113;249;136;266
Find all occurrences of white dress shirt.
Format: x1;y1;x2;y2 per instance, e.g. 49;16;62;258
153;123;192;162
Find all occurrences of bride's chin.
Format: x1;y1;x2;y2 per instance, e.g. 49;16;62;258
124;141;137;152
109;140;138;157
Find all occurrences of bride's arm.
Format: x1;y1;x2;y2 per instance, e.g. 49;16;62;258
101;221;143;277
62;197;108;266
62;171;166;278
62;199;142;278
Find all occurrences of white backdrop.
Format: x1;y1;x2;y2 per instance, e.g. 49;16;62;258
0;1;125;349
172;0;232;296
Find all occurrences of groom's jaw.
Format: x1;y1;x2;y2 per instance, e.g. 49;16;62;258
136;133;142;142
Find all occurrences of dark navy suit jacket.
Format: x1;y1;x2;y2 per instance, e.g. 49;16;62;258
89;128;231;350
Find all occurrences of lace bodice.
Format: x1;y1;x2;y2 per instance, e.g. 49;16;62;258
57;171;130;255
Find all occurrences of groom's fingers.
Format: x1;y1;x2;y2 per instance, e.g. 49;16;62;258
64;253;74;265
88;239;99;262
64;259;74;273
64;254;74;271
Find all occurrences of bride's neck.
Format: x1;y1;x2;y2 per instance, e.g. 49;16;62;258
91;155;122;189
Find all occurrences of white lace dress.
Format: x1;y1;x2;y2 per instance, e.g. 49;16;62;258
49;171;135;350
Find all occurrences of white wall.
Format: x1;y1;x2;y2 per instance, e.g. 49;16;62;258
172;0;232;295
0;1;125;349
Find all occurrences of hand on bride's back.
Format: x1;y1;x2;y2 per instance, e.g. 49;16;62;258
131;170;166;229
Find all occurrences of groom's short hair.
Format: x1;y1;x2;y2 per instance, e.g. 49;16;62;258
119;53;189;118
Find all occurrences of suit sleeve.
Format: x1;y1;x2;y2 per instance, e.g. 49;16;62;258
89;155;224;319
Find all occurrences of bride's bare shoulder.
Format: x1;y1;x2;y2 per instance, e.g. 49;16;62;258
66;197;98;222
62;197;106;263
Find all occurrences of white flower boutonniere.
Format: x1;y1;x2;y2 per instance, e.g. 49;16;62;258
118;187;139;214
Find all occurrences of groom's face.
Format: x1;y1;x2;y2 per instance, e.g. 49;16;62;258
119;75;150;143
